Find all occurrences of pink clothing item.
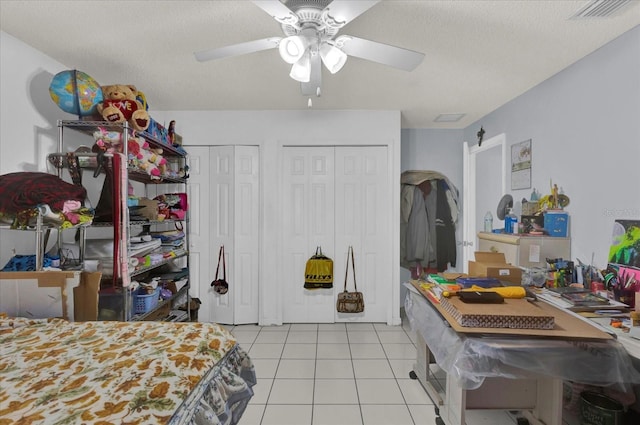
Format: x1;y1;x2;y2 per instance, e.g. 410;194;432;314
62;200;82;213
64;212;80;224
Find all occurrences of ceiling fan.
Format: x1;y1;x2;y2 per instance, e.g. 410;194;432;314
194;0;425;97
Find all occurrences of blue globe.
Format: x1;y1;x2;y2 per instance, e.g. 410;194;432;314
49;70;103;117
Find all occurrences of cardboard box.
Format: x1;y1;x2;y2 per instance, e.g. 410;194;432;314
469;252;523;285
137;198;158;221
73;272;102;321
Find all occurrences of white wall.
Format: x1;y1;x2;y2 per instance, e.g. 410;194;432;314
0;31;77;172
462;25;640;270
0;31;81;263
152;110;402;325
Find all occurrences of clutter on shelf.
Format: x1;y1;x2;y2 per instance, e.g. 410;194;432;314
489;179;570;237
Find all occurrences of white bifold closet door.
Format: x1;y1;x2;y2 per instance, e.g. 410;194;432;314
187;145;260;325
282;146;390;323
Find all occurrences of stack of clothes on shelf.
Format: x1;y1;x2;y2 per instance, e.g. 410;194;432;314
0;172;94;271
0;172;93;229
400;170;459;274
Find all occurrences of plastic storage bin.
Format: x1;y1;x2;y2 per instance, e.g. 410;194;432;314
134;286;161;314
455;277;502;289
544;211;569;237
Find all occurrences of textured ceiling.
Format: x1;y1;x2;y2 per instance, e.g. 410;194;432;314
1;0;638;129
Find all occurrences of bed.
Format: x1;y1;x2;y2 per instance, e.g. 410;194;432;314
0;316;256;424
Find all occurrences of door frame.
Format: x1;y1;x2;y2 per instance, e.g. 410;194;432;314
462;134;507;272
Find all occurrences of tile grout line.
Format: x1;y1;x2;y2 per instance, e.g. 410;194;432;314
346;324;365;425
378;326;415;422
309;324;319;424
399;324;420;425
260;324;289;425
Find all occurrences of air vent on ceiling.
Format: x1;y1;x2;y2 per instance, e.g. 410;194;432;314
570;0;633;19
434;113;466;123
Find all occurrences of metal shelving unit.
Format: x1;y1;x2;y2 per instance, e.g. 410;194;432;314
53;120;191;322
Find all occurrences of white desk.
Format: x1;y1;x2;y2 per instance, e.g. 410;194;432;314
0;271;80;321
405;284;640;425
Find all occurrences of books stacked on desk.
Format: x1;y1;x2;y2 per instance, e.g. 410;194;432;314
560;291;610;307
537;287;628;312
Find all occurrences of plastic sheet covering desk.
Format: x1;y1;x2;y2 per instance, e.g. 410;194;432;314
404;282;640;425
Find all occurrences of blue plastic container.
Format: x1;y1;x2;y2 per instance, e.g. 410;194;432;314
456;277;502;289
544;211;569;237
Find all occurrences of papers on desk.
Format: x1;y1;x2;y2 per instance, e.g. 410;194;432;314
537;289;628;312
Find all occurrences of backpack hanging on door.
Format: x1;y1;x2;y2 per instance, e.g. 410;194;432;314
304;247;333;289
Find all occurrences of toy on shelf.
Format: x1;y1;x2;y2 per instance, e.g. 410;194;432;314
92;127;123;154
537;180;570;211
97;84;150;131
49;69;103;117
128;137;167;179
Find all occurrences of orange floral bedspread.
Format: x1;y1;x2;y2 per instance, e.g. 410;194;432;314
0;317;256;425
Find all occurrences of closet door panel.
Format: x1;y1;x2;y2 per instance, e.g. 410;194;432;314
282;147;335;323
234;146;260;324
335;146;389;322
186;147;210;321
210;146;235;324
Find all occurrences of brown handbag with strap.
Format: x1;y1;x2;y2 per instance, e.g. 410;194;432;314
336;246;364;313
210;245;229;295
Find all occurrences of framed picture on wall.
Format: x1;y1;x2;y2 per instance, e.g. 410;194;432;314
511;139;532;190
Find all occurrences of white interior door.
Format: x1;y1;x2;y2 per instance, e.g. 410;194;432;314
185;146;210;319
209;146;235;324
188;146;260;325
462;134;506;271
282;147;335;323
233;146;260;324
335;146;389;322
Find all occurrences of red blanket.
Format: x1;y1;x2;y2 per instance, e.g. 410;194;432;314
0;172;86;213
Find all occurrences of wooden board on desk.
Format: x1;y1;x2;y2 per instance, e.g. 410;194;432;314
440;296;555;329
409;280;613;340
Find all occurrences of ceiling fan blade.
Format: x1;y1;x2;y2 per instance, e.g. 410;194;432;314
252;0;298;25
301;53;322;97
194;37;281;62
338;35;425;71
323;0;381;27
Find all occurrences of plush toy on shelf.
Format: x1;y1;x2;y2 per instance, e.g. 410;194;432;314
92;127;123;154
97;84;150;131
129;137;167;179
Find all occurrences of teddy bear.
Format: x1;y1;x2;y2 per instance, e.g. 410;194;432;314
97;84;150;131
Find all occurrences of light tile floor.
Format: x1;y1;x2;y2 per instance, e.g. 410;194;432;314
227;321;521;425
226;323;580;425
231;321;432;425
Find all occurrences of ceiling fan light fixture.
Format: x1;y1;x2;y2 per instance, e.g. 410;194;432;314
279;35;309;64
319;42;347;74
290;52;311;82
